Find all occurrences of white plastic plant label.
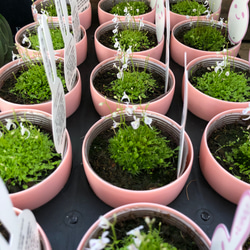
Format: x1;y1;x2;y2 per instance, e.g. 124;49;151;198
77;0;90;12
155;0;165;43
177;52;188;178
228;0;249;44
165;0;170;92
69;0;81;43
150;0;157;10
207;0;222;13
64;34;77;91
211;189;250;250
38;14;66;154
0;178;40;250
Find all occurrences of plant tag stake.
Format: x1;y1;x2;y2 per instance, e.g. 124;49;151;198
0;178;40;250
150;0;156;9
38;14;66;154
177;52;188;178
228;0;249;44
211;189;250;250
69;0;81;43
207;0;222;13
55;0;77;91
165;0;170;92
77;0;90;12
155;0;165;44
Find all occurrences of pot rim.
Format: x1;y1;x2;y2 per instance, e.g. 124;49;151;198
82;110;194;194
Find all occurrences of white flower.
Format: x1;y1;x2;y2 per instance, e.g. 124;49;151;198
20;122;30;139
112;14;118;23
98;216;110;229
225;71;230;76
5;119;16;130
114;38;120;49
12;51;20;61
218;17;224;27
112;120;120;129
127;225;144;246
121;92;130;104
117;68;124;79
127;244;139;250
124;7;128;14
136;9;139;13
125;105;137;116
144;115;152;129
22;34;31;48
88;231;110;250
40;9;49;16
32;4;38;14
192;8;196;12
131;116;140;130
138;18;144;30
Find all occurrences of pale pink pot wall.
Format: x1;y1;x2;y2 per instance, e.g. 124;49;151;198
14;208;52;250
31;0;92;30
98;0;155;25
0;109;73;210
168;7;221;30
199;109;250;204
170;20;241;67
182;55;250;121
15;21;87;66
90;56;175;116
82;111;194;208
77;202;211;250
0;58;82;118
94;20;164;62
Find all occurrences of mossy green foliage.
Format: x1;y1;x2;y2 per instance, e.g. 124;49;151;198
28;26;64;51
110;1;150;16
171;0;207;16
183;24;226;51
107;65;158;102
11;61;67;104
192;65;250;102
41;0;71;16
108;122;178;175
0;117;61;191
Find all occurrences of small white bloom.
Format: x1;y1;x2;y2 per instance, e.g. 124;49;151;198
112;112;118;118
112;120;120;129
98;216;110;229
117;68;124;79
88;231;110;250
192;8;196;12
5;119;16;130
22;34;31;48
139;18;144;30
121;92;130;104
40;9;49;16
20;122;30;139
144;115;152;128
218;17;224;27
186;15;190;19
131;116;140;130
32;4;38;14
225;71;230;76
124;7;128;13
114;38;120;49
136;8;139;13
127;244;139;250
127;225;144;246
12;51;21;61
112;14;118;23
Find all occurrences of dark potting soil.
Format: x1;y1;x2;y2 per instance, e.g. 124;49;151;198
89;125;178;190
207;122;250;184
4;126;61;194
98;29;158;51
93;66;167;104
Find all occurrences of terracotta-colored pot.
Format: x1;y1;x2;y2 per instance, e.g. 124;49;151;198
90;55;175;116
182;55;250;121
200;108;250;204
0;57;81;118
170;20;241;67
82;110;193;208
98;0;155;25
0;109;72;210
168;0;221;30
15;20;87;66
31;0;92;30
14;208;52;250
77;202;211;250
94;20;164;62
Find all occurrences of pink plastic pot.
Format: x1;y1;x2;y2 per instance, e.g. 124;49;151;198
0;57;81;118
98;0;155;25
31;0;92;30
182;55;250;121
82;110;193;208
90;55;175;116
94;20;164;62
0;109;72;210
77;202;211;250
200;108;250;204
14;208;52;250
15;20;87;66
170;20;241;67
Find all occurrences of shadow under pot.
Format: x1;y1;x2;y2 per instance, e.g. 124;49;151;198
31;0;92;30
0;109;72;210
15;20;87;66
0;57;81;118
77;202;211;250
94;20;164;62
170;20;241;67
82;110;193;208
90;55;175;116
182;55;250;121
98;0;155;25
200;108;250;204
